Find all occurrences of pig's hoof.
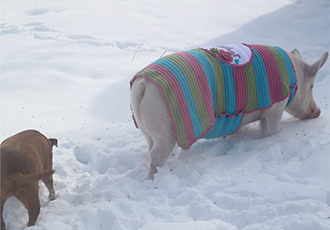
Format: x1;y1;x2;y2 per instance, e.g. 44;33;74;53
147;173;154;181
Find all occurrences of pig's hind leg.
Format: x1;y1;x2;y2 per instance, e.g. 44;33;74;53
147;134;176;180
137;80;176;179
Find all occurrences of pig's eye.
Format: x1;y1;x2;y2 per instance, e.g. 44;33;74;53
311;84;314;89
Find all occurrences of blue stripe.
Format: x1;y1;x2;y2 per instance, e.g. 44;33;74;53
251;48;272;109
287;87;296;107
204;114;243;138
187;50;217;111
153;58;202;138
220;61;236;115
274;47;297;107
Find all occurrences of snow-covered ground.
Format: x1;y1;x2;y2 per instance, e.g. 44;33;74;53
1;0;329;229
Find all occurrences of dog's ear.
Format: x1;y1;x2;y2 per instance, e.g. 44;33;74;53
49;138;58;147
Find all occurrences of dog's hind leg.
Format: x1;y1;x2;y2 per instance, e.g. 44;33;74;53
42;176;56;200
1;198;6;230
15;183;40;227
27;203;40;227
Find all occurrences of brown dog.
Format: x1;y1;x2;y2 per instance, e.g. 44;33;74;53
1;130;57;230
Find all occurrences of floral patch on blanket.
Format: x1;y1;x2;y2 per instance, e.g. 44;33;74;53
201;43;253;66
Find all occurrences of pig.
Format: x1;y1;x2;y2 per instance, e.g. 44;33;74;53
1;130;57;230
130;44;328;180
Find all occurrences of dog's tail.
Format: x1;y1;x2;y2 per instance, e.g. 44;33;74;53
11;170;55;185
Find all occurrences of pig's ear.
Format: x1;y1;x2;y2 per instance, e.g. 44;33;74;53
308;52;329;78
291;49;302;59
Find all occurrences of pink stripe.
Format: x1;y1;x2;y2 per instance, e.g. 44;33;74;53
233;67;247;113
175;52;214;123
251;45;284;103
148;63;195;145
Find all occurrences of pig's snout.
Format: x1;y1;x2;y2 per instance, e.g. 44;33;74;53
312;107;321;118
305;107;321;119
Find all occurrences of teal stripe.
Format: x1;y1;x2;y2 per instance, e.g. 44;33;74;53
220;61;236;115
274;47;297;107
187;50;217;111
153;58;202;138
204;114;243;138
287;87;296;107
251;48;272;109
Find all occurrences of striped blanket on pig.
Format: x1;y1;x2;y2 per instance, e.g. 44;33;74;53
131;44;297;150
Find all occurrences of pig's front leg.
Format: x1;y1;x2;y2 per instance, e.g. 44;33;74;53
260;100;287;137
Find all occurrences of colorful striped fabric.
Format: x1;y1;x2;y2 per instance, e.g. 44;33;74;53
131;44;297;150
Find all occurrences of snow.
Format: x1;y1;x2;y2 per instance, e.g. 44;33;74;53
1;0;329;229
